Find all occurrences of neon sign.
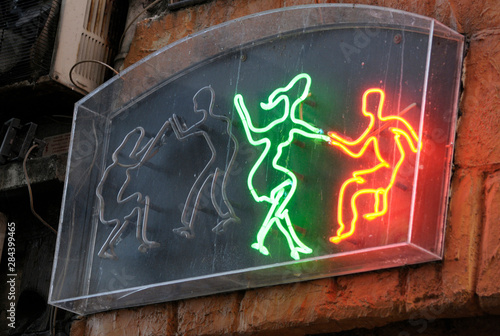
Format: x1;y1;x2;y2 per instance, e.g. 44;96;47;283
234;73;330;260
95;74;422;261
96;122;168;258
50;5;463;315
327;88;419;244
234;75;420;258
96;86;240;259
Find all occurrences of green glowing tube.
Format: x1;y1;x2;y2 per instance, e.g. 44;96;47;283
234;73;330;260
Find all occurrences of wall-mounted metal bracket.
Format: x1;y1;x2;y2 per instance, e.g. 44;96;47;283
0;118;42;164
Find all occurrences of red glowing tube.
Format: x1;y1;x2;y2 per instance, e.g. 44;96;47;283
328;88;419;244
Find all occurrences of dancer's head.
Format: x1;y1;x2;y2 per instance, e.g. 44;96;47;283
260;73;312;123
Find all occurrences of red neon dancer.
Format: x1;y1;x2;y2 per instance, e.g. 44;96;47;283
327;88;419;244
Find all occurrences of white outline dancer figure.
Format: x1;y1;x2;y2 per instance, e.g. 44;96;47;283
96;121;171;259
171;86;240;239
96;86;239;259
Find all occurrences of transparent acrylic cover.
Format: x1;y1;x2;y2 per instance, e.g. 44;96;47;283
49;4;464;315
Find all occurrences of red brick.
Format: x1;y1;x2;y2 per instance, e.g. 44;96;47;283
85;303;176;336
333;0;456;28
138;303;177;335
85;311;117;336
238;278;336;334
405;169;483;316
477;170;500;314
292;0;456;29
449;0;500;33
303;270;404;334
69;318;86;336
125;0;459;69
332;269;404;327
455;33;500;167
125;0;283;68
238;270;404;335
177;292;241;336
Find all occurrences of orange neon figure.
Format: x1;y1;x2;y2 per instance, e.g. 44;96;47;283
327;88;419;244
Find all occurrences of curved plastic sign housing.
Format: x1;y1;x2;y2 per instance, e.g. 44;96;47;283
49;4;464;315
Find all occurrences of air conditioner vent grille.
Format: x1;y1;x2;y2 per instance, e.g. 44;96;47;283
70;0;127;91
85;0;113;38
75;33;110;83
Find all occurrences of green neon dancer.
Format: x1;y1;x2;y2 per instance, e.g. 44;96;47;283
234;73;330;260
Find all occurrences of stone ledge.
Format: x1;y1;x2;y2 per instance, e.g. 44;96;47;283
0;154;67;191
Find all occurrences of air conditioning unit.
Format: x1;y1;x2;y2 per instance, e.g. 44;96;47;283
0;0;127;94
51;0;127;93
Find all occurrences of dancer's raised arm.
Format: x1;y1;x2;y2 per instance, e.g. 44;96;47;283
234;94;264;144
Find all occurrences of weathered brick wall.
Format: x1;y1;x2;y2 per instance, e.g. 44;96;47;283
71;0;500;335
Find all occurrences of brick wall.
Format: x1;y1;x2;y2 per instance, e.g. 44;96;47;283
71;0;500;334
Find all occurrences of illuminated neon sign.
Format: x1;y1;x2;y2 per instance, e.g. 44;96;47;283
93;75;421;261
234;73;330;260
234;74;420;259
327;88;419;244
96;75;422;261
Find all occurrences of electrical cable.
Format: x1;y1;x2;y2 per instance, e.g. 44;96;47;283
52;306;58;336
23;144;57;235
69;60;120;93
118;0;162;51
49;305;55;336
51;115;73;119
